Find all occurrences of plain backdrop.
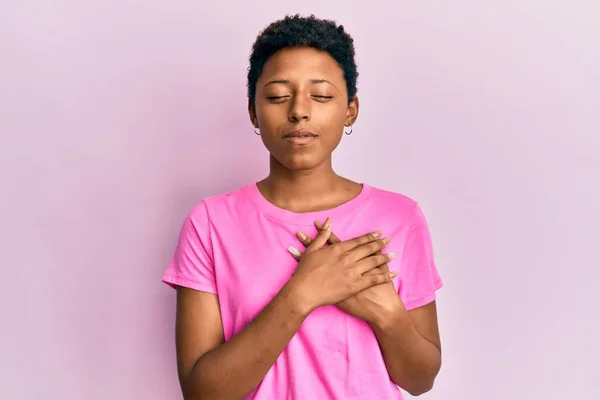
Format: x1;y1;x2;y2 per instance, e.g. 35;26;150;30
1;1;599;399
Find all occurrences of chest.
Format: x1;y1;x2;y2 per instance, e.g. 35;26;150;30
209;218;306;336
208;212;405;339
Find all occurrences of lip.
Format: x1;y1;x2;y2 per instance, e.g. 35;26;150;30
282;130;318;145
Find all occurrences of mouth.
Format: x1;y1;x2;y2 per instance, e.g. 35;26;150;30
282;130;318;145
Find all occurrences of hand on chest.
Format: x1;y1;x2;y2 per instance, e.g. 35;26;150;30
212;220;403;326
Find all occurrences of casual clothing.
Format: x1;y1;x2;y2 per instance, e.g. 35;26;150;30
162;182;443;399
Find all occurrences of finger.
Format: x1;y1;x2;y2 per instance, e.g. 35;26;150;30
313;224;392;273
315;224;390;269
335;230;383;253
298;226;341;254
362;266;383;276
305;217;332;253
349;237;390;262
378;261;390;274
359;247;390;273
288;246;302;261
358;271;398;291
296;232;313;248
361;262;392;275
353;253;395;275
314;221;342;244
368;243;390;273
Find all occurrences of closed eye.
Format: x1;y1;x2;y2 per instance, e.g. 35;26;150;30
312;95;333;102
267;96;290;102
266;95;332;102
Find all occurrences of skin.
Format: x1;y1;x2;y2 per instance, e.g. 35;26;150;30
249;46;362;212
175;46;442;399
290;223;442;395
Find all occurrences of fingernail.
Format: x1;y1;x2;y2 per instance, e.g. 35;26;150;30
387;252;396;259
372;231;381;238
383;237;391;245
297;232;307;240
322;217;331;230
288;246;301;256
389;272;398;279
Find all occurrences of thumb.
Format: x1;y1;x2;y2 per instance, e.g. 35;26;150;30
306;217;331;253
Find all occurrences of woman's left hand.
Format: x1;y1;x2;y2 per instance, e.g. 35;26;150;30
289;223;406;327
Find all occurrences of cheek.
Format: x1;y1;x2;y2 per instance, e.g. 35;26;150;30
319;107;349;135
255;103;285;127
318;119;345;149
310;105;346;134
256;103;346;148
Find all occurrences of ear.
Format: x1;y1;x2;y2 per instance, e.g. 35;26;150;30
248;101;259;128
345;95;359;127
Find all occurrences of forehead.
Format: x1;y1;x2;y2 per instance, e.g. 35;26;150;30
259;46;345;83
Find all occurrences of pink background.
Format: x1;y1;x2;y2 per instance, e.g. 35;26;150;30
1;1;598;399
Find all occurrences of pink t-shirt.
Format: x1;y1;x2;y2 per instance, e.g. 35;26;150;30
162;183;442;399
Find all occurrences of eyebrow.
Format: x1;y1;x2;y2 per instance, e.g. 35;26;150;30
264;79;336;88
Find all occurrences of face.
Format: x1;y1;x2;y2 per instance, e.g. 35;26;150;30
249;46;359;171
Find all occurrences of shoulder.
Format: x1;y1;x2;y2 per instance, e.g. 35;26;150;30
186;184;251;221
367;184;424;223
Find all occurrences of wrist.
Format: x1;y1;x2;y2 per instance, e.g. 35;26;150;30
369;301;409;332
280;278;316;318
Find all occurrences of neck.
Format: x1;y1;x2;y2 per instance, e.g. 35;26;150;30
257;155;354;213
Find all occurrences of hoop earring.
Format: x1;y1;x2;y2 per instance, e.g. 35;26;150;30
344;126;353;135
254;128;260;135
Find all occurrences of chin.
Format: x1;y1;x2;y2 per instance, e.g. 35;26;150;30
277;153;323;171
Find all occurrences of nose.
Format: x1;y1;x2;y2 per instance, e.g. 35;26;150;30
288;95;311;122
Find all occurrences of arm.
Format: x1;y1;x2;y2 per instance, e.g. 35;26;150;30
175;225;393;400
293;217;442;395
176;284;311;400
371;203;443;395
170;205;313;399
370;301;442;396
291;220;442;395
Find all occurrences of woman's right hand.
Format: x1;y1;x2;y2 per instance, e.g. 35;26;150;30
288;218;397;310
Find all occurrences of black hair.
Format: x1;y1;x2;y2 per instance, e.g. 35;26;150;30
247;14;358;105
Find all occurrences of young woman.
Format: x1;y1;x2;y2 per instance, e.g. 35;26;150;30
163;14;443;400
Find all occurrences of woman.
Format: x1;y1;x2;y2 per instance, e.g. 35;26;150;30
163;14;443;400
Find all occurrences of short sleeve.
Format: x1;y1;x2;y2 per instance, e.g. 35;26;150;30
162;201;217;294
397;203;443;311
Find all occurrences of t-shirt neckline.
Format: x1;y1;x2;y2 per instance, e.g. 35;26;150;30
242;182;374;226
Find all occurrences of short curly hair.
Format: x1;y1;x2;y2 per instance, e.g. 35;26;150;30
247;14;359;105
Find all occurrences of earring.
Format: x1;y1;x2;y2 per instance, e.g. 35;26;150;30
254;128;260;135
344;125;353;135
